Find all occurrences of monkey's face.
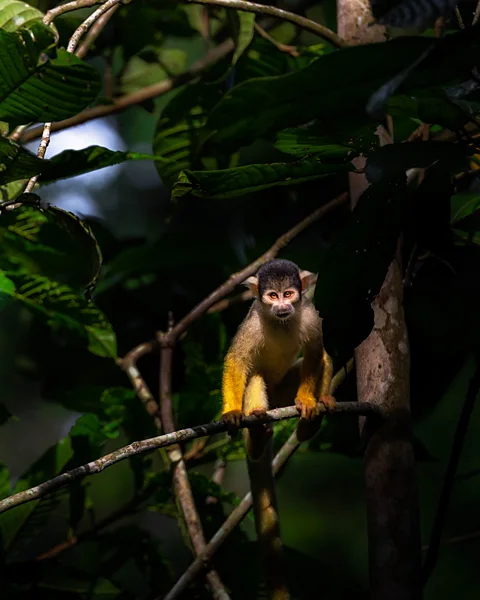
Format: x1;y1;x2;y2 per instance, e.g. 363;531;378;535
260;283;301;322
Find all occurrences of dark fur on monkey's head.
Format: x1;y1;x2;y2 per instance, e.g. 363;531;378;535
256;259;301;298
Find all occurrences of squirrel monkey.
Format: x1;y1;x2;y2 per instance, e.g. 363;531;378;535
221;259;335;600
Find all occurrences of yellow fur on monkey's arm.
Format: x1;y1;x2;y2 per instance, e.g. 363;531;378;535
222;350;248;426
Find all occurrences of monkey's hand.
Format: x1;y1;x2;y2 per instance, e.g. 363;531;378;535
318;394;336;412
295;393;319;420
222;409;243;436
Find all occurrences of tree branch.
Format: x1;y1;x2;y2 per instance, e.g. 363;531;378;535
76;4;119;59
117;341;161;429
0;399;378;516
67;0;122;54
184;0;346;47
21;0;123;196
158;316;230;599
43;0;105;26
337;3;422;600
163;362;354;600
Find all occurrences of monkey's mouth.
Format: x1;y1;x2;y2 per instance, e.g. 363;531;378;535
275;311;292;320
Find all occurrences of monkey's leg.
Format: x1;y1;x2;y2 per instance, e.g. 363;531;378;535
318;348;336;410
274;358;332;442
244;375;290;600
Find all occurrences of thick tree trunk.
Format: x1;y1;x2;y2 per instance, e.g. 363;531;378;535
336;2;422;599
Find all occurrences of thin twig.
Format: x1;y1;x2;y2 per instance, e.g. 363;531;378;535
207;290;253;313
43;0;105;26
117;341;161;429
163;362;354;600
422;365;480;584
455;6;465;28
184;0;346;47
163;192;348;343
67;0;123;53
76;4;120;59
158;319;230;599
473;1;480;26
21;0;122;200
21;39;236;143
23;122;52;194
206;458;227;505
0;399;377;515
254;22;299;57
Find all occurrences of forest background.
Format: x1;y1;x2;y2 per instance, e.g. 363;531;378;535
1;0;480;598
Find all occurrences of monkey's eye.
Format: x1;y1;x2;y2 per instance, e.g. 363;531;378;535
268;292;278;300
284;290;294;299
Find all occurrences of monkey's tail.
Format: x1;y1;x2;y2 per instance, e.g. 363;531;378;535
247;435;290;600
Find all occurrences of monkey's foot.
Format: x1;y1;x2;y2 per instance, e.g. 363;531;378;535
318;394;336;412
222;409;243;436
249;408;268;420
246;408;272;435
295;395;319;420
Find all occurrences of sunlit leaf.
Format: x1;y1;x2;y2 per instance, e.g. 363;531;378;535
229;10;255;68
0;0;58;37
0;26;100;126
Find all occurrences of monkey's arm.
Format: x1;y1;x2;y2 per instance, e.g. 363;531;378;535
221;347;248;426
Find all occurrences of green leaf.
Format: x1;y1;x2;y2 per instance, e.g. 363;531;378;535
0;138;166;188
450;192;480;245
70;413;121;446
0;26;100;126
0;179;25;202
153;81;225;189
0;271;15;294
207;30;479;151
120;48;187;95
229;10;255;68
0;203;102;295
0;137;44;185
365;141;468;183
39;145;166;184
173;155;354;200
275;119;379;157
274;131;359;158
315;177;408;361
0;463;10;500
0;0;57;36
0;438;73;552
0;273;117;357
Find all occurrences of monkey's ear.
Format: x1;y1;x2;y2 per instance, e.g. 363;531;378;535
242;276;259;296
300;271;318;296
